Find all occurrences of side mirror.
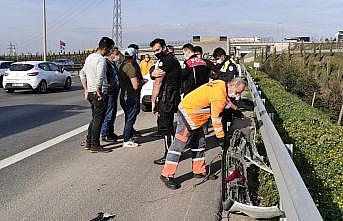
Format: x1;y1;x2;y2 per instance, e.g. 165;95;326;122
59;66;64;73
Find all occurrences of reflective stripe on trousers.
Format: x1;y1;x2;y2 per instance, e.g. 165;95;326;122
162;114;206;178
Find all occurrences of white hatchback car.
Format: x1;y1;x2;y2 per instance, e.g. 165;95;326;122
2;61;72;93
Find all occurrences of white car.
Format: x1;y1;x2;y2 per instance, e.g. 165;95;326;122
0;60;13;88
3;61;72;93
140;74;153;112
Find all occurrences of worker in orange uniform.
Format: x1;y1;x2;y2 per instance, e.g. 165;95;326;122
139;53;154;76
160;77;247;189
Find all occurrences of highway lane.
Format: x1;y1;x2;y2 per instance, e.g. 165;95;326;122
0;110;221;221
0;76;222;220
0;76;99;160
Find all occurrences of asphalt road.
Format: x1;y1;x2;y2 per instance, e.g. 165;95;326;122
0;77;222;221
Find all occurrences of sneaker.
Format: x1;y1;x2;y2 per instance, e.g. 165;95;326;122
160;175;180;190
89;145;112;153
153;157;166;165
123;139;138;148
101;136;116;143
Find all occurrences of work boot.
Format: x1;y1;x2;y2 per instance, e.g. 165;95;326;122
160;175;180;190
89;145;112;153
153;157;166;165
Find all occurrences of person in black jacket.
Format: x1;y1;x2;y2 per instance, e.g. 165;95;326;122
150;38;182;165
101;47;121;142
181;43;211;95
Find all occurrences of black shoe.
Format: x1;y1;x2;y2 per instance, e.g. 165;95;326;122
193;173;218;180
89;145;112;153
110;133;119;140
193;173;207;178
101;136;116;143
84;142;91;150
153;157;166;165
132;129;141;137
160;175;180;190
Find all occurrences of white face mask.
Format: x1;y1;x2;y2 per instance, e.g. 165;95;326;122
216;59;223;64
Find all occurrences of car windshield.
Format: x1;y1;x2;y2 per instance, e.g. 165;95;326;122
10;64;34;71
0;62;12;69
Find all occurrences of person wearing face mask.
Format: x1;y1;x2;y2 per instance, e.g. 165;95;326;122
100;46;121;143
160;77;247;189
181;43;210;96
119;47;145;148
150;38;182;165
79;37;114;153
212;47;238;82
139;53;154;76
193;45;216;73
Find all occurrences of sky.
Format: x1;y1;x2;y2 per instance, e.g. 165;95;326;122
0;0;342;54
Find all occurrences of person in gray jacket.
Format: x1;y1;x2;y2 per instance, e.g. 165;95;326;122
79;37;114;153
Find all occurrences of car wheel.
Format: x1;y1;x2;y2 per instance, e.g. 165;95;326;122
64;77;72;89
141;104;151;112
38;80;48;94
6;89;14;93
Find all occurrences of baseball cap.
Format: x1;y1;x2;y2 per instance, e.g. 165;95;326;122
125;48;138;57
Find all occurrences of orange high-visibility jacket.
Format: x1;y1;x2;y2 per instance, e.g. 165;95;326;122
178;80;237;138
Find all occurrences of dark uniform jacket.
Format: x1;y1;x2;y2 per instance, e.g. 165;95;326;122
182;55;210;95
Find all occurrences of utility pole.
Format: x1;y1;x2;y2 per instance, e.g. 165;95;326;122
112;0;122;48
42;0;48;61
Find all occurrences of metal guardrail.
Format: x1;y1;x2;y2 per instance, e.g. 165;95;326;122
246;71;323;221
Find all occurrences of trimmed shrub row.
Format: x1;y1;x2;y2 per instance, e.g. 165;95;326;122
252;70;343;220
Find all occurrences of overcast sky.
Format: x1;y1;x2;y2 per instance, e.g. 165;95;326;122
0;0;342;54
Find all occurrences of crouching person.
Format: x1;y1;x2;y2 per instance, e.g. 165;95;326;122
160;78;247;189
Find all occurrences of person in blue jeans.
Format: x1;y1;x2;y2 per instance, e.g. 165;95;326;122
101;47;121;142
118;48;144;147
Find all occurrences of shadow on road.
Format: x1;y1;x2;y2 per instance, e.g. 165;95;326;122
0;104;88;139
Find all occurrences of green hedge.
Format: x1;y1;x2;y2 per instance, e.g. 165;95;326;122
252;70;343;220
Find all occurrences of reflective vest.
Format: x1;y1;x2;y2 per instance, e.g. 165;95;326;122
178;80;237;138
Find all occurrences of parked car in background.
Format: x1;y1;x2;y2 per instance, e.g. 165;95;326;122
0;60;13;87
53;59;74;68
2;61;72;93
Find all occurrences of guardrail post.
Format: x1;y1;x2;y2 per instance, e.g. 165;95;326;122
268;112;275;122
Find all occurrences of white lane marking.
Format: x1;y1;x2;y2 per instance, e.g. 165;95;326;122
0;110;124;170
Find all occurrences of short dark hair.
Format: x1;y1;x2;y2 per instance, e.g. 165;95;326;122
150;38;166;48
98;37;114;50
128;44;139;50
213;47;226;58
182;43;194;52
194;46;203;54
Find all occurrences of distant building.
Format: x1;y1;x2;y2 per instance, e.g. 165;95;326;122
229;37;261;43
284;36;310;42
334;31;343;41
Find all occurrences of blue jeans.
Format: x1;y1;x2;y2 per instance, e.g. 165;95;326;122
120;97;140;142
101;91;119;138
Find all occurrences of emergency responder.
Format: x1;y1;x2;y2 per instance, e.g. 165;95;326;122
160;77;247;189
212;47;238;82
193;45;216;72
150;38;182;165
181;43;210;95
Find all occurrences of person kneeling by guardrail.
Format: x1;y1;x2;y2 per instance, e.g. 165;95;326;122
160;77;247;189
